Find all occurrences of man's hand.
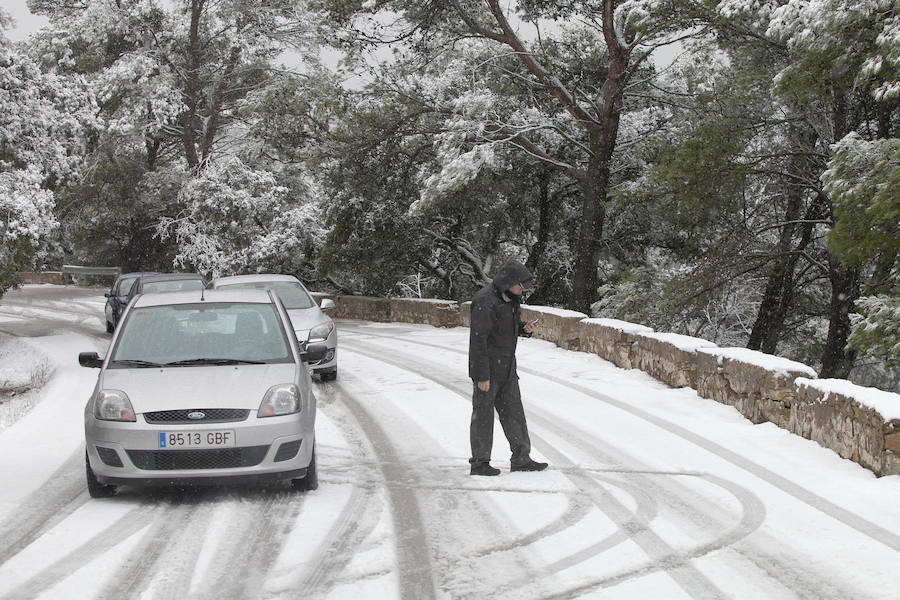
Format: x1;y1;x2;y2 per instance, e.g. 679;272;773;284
477;380;490;392
524;318;540;334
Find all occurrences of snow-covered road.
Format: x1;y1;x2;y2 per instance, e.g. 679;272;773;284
1;285;899;599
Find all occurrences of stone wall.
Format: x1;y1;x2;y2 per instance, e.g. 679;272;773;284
314;293;900;476
390;298;461;328
16;272;65;285
520;307;587;350
791;379;900;476
577;318;652;370
634;332;718;389
695;348;817;429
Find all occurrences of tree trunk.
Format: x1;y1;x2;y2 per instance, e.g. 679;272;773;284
525;173;551;276
181;0;205;174
820;252;859;378
571;178;606;314
747;192;802;352
748;185;822;353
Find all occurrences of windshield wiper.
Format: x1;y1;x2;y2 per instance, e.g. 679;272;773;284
111;359;166;368
163;358;267;366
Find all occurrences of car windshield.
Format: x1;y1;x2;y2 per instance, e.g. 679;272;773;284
110;302;293;367
142;279;205;294
218;281;314;309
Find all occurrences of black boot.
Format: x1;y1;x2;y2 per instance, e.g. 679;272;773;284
470;463;501;476
510;459;548;472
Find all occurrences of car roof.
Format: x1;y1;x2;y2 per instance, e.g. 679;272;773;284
132;289;275;308
117;271;157;281
139;273;206;283
211;274;301;287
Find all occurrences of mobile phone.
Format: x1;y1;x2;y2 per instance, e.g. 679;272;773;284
528;318;540;326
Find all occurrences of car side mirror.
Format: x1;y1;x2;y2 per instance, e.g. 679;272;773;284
79;352;103;368
104;292;112;298
301;342;328;363
319;298;335;311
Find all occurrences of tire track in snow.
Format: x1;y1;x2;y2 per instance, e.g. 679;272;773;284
190;489;307;600
327;369;557;600
292;387;387;598
325;376;438;600
0;306;108;340
345;326;900;553
0;449;86;564
0;501;157;600
342;328;881;599
340;339;730;600
93;494;207;599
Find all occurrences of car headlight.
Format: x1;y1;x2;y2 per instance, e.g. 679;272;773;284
93;389;136;422
258;384;301;417
307;321;334;343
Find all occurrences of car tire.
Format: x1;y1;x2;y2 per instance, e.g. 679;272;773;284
105;320;114;334
85;451;117;498
291;444;318;491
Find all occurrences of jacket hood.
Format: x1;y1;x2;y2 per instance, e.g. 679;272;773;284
492;259;533;293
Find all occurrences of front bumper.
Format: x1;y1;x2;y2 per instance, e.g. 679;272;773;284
86;411;314;486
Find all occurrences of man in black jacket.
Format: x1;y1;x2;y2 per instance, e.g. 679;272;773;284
468;259;548;476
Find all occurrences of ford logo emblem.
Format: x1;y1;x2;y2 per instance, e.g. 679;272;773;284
187;411;206;420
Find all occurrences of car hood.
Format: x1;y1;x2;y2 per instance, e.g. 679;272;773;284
101;363;298;412
287;307;326;336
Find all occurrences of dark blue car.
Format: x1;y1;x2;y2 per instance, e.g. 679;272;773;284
104;272;157;332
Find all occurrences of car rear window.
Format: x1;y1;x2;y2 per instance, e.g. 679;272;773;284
111;302;293;366
218;281;314;309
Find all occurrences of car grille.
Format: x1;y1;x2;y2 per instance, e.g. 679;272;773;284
142;409;251;425
126;446;269;470
273;440;302;462
96;446;123;467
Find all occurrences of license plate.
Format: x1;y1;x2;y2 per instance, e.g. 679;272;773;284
158;430;236;449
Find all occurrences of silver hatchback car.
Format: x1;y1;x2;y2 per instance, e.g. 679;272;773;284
210;274;338;381
79;289;324;497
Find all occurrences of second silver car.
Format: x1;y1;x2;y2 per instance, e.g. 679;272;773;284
210;274;338;381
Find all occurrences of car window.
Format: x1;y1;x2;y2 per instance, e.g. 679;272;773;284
117;277;137;296
218;281;314;309
142;279;205;294
111;302;293;366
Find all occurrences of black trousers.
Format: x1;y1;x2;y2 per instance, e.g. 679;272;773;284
469;370;532;467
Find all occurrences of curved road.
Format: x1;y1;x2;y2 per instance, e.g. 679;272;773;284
1;285;899;599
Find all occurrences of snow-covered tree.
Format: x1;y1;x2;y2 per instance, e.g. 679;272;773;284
0;15;95;295
29;0;319;174
764;0;899;377
847;295;900;368
824;133;899;284
0;168;58;294
0;38;96;184
318;0;707;312
160;157;325;278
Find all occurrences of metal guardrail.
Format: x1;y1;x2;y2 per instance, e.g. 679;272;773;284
61;265;121;284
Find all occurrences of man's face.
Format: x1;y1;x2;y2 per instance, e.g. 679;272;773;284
509;283;525;296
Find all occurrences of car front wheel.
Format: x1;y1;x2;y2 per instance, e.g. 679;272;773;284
291;444;318;491
85;451;117;498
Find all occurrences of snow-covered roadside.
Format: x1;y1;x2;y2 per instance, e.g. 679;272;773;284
0;331;107;523
0;333;52;432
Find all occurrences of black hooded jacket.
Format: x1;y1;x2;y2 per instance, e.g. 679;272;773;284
468;259;534;382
